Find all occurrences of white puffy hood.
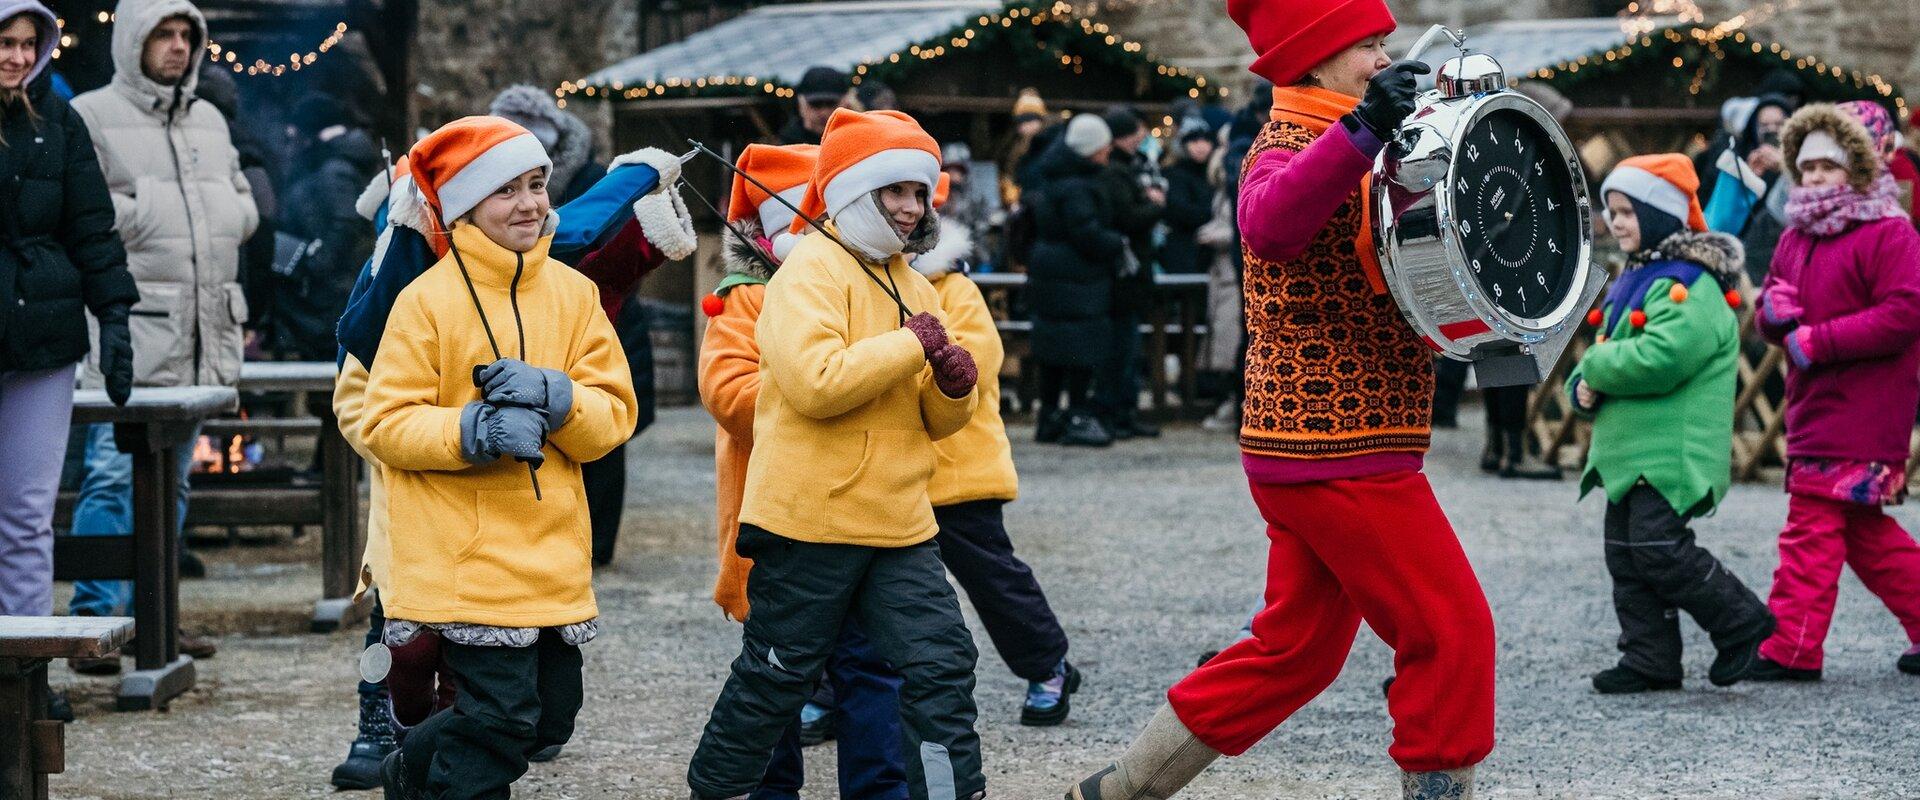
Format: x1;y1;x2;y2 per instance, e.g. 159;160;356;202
109;0;206;106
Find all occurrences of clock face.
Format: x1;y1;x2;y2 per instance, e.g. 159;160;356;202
1452;109;1582;319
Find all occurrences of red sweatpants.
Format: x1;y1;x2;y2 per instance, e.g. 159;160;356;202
1167;471;1496;773
1759;493;1920;670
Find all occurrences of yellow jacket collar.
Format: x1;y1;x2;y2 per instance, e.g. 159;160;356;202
449;223;554;289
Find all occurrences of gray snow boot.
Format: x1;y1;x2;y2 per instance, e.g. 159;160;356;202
1065;705;1220;799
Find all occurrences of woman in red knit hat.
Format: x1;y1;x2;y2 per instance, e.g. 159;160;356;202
1067;2;1494;798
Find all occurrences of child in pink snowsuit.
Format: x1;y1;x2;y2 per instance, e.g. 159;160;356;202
1752;101;1920;681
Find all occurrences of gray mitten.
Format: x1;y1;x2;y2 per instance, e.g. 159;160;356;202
482;405;548;468
459;402;497;464
476;358;574;424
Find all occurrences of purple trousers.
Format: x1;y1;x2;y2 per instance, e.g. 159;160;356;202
0;364;78;616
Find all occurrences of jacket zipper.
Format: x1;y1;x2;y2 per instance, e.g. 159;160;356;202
163;89;204;381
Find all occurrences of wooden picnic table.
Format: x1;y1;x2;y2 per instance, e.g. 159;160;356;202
231;361;368;633
59;386;235;711
0;615;136;799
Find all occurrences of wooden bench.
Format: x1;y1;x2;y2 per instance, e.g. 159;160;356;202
53;364;370;633
228;362;370;632
0;615;135;799
54;387;234;712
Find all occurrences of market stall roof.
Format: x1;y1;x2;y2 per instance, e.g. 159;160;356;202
585;0;1002;90
1393;16;1901;114
1397;17;1660;79
568;0;1218;107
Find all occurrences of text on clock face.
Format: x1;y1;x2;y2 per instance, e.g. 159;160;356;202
1448;109;1584;319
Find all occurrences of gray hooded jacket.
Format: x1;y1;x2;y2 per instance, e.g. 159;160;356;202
75;0;258;388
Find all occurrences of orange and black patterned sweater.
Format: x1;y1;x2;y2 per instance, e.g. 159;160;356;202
1237;111;1434;467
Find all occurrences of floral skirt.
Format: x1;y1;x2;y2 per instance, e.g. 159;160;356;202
1786;458;1908;506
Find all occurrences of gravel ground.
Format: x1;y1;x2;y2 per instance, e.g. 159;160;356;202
48;406;1920;799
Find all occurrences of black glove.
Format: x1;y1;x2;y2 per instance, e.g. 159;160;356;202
1347;60;1432;142
97;304;134;406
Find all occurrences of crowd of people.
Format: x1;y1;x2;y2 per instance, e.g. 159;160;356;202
1;0;1919;798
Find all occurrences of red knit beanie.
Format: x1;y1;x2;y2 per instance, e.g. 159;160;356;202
1228;0;1397;87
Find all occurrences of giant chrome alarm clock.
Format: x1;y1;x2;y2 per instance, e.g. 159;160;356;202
1373;27;1603;387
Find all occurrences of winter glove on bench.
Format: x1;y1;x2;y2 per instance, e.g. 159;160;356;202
458;402;549;468
97;304;134;406
1346;60;1431;142
476;358;574;426
930;343;978;399
904;312;950;359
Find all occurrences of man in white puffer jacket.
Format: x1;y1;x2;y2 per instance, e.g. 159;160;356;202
64;0;256;651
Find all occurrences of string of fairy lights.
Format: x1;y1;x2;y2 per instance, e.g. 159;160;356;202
1528;20;1903;116
555;0;1217;108
52;11;349;78
1495;0;1901;112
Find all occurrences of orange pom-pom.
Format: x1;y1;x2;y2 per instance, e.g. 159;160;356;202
1629;309;1647;328
701;293;727;318
1586;308;1604;327
1724;289;1742;308
1596;334;1608;344
1668;283;1689;303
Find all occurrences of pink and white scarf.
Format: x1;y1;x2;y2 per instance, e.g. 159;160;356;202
1786;171;1909;237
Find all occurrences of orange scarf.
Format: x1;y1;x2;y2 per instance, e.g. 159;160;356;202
1269;85;1388;295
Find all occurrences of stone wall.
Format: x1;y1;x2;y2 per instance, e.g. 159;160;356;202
412;0;638;142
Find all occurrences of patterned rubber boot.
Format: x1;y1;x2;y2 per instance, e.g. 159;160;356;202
1066;705;1219;799
333;688;399;790
1402;767;1475;800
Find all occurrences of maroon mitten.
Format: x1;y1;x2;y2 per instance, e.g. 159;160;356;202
931;343;978;398
903;312;949;358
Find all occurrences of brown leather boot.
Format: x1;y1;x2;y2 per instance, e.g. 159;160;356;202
1066;705;1219;799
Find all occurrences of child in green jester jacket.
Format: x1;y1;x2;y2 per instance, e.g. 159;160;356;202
1569;154;1775;695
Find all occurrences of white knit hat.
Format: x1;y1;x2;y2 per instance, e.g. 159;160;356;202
1065;114;1113;158
1794;130;1850;171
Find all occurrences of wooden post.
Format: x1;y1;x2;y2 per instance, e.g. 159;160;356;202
0;657;48;800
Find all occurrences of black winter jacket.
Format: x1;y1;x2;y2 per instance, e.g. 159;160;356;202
1159;157;1214;275
269;130;380;359
1027;142;1126;369
0;80;137;371
1099;148;1163;314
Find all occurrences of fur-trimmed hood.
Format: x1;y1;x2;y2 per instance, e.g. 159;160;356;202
721;217;777;280
1651;229;1747;290
1783;103;1882;191
489;84;595;195
910;216;971;279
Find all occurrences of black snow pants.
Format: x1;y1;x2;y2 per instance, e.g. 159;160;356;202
1604;484;1772;682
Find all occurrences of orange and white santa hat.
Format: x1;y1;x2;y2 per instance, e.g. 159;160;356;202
1599;153;1707;232
727;143;818;260
407;116;553;233
788;109;942;236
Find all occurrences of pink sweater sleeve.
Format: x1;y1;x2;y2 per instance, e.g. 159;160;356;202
1237;122;1383;263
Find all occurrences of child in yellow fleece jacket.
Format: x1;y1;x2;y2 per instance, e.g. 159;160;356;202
910;208;1080;726
687;109;988;800
359;117;637;799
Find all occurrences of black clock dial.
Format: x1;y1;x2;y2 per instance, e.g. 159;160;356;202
1452;109;1581;318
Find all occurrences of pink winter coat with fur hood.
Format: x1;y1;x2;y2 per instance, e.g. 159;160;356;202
1757;106;1920;464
